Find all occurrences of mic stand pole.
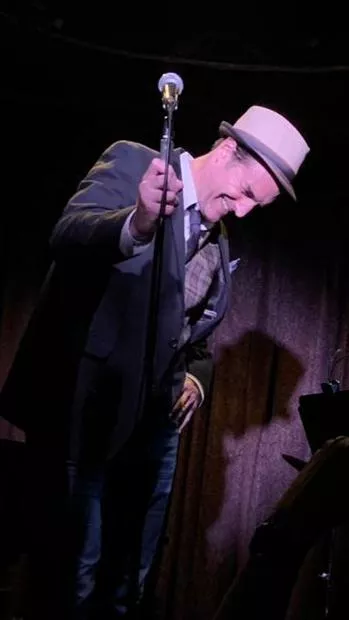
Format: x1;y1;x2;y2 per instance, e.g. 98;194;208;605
127;103;176;619
142;105;174;413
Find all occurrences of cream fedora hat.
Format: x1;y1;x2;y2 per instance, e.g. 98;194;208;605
219;105;310;201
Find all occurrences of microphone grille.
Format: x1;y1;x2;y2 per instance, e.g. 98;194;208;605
158;72;184;94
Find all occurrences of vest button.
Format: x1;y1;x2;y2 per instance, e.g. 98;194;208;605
169;337;178;349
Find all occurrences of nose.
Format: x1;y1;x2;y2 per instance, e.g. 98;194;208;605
234;197;257;217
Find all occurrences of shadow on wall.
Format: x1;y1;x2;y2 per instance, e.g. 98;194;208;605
193;330;306;618
211;329;305;436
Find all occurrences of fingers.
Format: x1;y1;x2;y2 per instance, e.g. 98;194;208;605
172;398;196;434
171;384;200;434
137;158;183;220
172;386;192;414
178;410;194;434
140;186;179;207
145;158;183;193
140;164;182;205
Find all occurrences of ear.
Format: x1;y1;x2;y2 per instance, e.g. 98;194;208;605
218;137;238;161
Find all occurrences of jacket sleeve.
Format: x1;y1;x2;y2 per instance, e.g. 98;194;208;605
49;141;146;264
185;338;214;405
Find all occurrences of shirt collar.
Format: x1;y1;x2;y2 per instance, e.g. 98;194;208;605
179;151;213;231
179;151;197;210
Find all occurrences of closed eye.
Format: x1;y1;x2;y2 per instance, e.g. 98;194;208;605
244;186;258;203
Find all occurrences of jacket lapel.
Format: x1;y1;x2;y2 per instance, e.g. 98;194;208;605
218;220;231;304
169;149;185;286
189;222;230;343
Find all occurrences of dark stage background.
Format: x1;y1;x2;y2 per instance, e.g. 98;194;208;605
1;14;349;620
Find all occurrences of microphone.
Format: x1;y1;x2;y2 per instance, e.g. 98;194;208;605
158;72;184;111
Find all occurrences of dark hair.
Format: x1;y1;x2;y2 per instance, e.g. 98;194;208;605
235;143;253;162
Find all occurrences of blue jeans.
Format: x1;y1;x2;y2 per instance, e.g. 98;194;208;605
25;413;179;620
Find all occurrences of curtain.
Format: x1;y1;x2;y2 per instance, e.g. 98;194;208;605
153;207;349;619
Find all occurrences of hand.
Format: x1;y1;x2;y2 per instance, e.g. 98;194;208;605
170;376;202;433
131;158;183;238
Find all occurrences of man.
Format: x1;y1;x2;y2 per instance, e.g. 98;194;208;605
0;105;309;618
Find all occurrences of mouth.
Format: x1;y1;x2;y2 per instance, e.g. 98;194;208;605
221;196;231;214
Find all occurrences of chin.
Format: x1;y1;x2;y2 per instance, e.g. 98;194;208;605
205;214;217;224
203;198;230;223
204;207;221;223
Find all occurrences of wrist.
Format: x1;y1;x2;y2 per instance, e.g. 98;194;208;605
130;209;156;241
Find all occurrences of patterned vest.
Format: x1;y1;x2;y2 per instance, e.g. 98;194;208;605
180;232;221;347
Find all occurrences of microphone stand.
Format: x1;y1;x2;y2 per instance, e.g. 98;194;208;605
126;94;178;619
142;104;174;414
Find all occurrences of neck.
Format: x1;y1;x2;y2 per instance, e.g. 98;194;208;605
190;153;211;208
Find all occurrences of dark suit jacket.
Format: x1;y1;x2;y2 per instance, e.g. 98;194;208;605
0;141;231;459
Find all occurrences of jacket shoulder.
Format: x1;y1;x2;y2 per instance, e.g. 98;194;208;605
101;141;184;166
100;140;159;164
88;140;184;184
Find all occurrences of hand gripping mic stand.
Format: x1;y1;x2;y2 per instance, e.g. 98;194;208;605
127;73;183;618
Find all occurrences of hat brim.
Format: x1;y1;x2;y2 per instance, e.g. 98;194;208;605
219;121;297;202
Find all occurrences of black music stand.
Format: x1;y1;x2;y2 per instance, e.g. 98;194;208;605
299;389;349;454
298;389;349;618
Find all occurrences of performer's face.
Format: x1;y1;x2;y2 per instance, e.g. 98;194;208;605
192;138;280;223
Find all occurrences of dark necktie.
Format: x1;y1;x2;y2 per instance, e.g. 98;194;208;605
186;205;201;262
